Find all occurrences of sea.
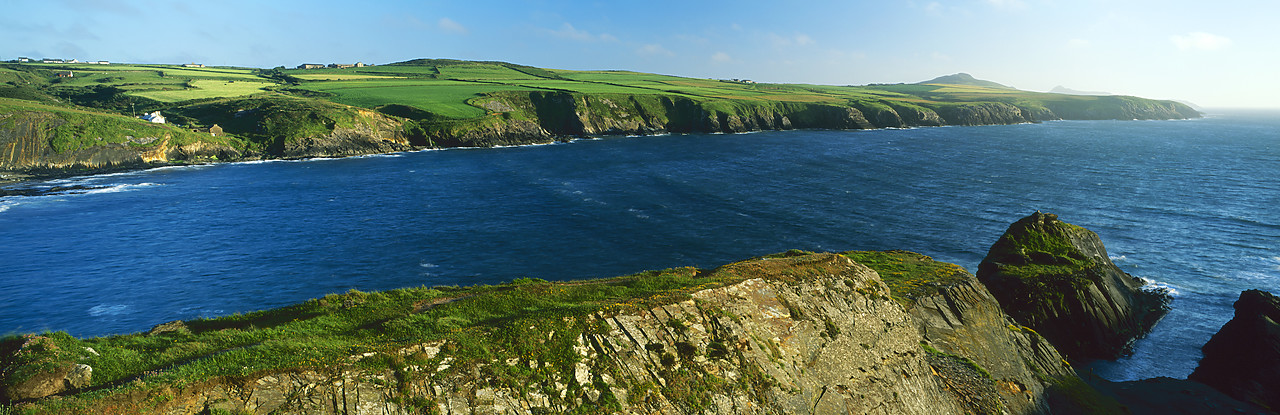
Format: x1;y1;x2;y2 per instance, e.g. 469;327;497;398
1;110;1277;382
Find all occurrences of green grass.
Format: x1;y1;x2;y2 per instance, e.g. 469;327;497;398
840;250;972;306
0;97;245;153
127;79;274;102
298;80;539;119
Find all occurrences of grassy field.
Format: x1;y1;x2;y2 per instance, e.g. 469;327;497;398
128;79;275;102
300;79;540;118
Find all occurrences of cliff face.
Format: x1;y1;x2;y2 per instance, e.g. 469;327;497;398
976;212;1170;361
2;252;1120;415
0;110;243;174
1189;290;1280;411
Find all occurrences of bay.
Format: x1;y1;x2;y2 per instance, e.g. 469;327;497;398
1;110;1277;381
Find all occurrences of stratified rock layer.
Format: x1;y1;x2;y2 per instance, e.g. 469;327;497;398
2;252;1123;414
976;212;1169;360
1189;289;1280;412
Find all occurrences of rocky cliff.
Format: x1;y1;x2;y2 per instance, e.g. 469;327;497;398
976;212;1170;361
0;109;242;174
1189;290;1280;412
2;251;1124;414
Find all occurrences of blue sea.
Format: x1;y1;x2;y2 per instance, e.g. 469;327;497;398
2;110;1277;381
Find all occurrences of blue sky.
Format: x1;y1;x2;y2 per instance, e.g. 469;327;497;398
4;0;1276;108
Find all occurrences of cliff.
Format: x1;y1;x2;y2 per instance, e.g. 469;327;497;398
976;212;1171;360
0;101;244;175
0;251;1122;414
1189;290;1280;412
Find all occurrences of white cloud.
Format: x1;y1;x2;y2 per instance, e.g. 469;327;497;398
924;2;943;14
438;17;468;35
549;23;617;42
1170;32;1232;51
711;52;732;63
636;44;675;57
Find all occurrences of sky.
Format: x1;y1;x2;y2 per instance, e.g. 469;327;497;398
3;0;1277;109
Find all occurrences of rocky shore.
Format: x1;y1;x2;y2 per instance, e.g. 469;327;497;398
2;212;1274;414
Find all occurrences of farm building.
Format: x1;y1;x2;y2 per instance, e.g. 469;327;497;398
297;64;325;69
183;63;204;68
55;71;74;78
140;111;165;124
192;124;224;136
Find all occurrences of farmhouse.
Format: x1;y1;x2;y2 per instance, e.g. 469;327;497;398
183;63;204;68
192;124;223;136
42;59;64;64
328;63;355;69
140;111;165;124
17;57;30;63
297;64;325;69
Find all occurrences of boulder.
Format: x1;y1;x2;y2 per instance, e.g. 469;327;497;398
976;212;1170;360
1189;290;1280;412
0;335;91;402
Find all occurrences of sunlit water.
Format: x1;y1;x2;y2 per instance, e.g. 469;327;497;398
2;110;1277;381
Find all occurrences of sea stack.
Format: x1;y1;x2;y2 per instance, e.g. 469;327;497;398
1189;289;1280;412
976;212;1169;360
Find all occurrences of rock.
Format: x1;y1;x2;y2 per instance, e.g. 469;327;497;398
1189;290;1280;412
65;364;91;389
976;212;1170;360
1;336;73;402
149;320;188;336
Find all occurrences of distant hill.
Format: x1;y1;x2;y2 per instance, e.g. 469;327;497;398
918;73;1012;89
1049;85;1112;96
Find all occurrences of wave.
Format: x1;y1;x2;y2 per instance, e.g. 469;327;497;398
1138;277;1181;297
0;182;162;214
82;182;160;195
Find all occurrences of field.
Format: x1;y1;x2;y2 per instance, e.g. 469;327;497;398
129;79;276;102
300;79;540;118
20;63;272;103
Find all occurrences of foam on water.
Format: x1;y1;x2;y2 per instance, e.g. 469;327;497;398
88;304;129;317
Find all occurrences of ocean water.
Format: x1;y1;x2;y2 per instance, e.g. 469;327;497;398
2;110;1277;381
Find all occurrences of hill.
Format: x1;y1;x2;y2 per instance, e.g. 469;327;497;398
918;73;1013;89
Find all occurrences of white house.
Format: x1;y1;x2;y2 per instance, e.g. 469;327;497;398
140;111;165;124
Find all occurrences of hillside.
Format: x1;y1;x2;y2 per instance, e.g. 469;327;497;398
0;60;1201;181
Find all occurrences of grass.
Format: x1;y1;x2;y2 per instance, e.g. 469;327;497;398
297;80;539;119
127;79;275;102
0;97;245;154
840;250;972;306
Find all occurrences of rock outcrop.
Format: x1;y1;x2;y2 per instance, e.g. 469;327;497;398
1189;290;1280;412
0;336;92;403
976;212;1170;360
2;252;1122;414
